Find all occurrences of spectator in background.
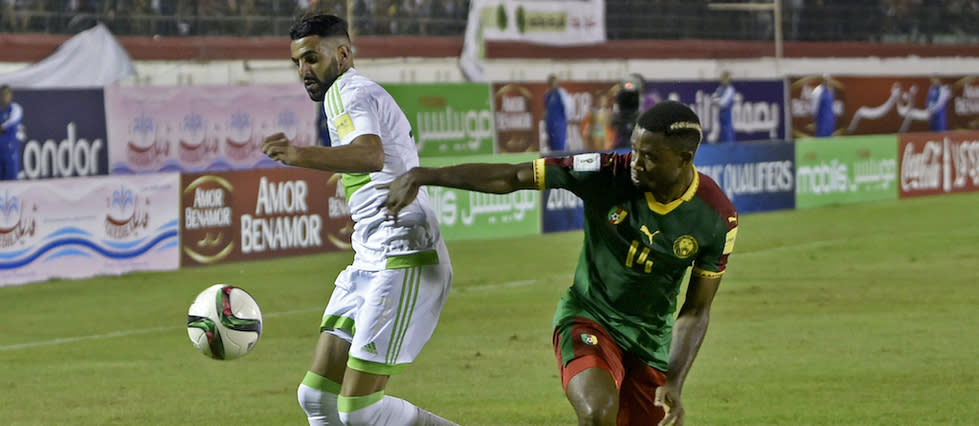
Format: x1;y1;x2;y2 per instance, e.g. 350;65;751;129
0;85;24;180
812;74;837;137
1;0;17;32
610;77;642;150
579;90;614;151
543;74;573;153
711;71;736;143
786;0;804;40
926;75;951;132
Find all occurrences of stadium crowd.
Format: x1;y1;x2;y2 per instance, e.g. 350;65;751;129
0;0;976;42
0;0;468;36
606;0;979;43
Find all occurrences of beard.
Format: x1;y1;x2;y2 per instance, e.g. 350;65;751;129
303;58;339;102
304;82;325;102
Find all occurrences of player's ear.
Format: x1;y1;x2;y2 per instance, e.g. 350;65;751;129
678;150;694;166
336;43;352;64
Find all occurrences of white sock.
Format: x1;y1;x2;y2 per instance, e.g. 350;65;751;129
415;407;460;426
338;391;458;426
297;371;343;425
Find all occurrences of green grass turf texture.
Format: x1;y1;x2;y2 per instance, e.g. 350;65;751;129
1;192;977;425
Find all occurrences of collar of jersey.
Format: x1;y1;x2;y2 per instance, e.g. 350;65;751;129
337;68;352;83
644;166;699;215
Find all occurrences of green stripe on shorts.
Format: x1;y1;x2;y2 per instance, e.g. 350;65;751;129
388;267;421;364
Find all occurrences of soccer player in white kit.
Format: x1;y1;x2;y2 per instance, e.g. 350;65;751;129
263;13;456;426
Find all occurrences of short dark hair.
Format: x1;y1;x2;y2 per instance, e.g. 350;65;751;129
0;84;10;92
637;100;703;153
289;12;350;41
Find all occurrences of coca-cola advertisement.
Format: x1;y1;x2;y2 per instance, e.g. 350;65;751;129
789;75;979;139
898;131;979;198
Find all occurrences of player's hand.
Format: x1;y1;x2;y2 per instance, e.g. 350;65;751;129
377;169;423;224
655;384;684;426
262;132;302;166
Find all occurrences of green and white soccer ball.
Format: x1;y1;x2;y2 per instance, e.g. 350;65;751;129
186;284;263;360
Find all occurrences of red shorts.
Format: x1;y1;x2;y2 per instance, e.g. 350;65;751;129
553;317;667;426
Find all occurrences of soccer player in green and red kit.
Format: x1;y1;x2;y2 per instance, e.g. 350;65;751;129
382;100;738;426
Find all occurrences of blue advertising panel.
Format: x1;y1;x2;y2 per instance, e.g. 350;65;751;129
541;188;585;233
543;141;794;231
644;80;786;143
694;141;796;213
14;88;109;179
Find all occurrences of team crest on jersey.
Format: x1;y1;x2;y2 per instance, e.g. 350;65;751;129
673;235;699;258
580;333;599;346
607;206;628;224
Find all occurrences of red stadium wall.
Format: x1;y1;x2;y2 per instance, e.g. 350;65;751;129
2;34;978;63
0;34;465;62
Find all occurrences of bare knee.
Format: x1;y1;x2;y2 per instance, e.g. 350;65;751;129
573;399;617;426
567;368;619;426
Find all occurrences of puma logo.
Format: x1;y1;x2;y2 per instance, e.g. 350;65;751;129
639;225;660;245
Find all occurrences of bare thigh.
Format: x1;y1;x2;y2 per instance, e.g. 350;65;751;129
309;332;352;385
309;331;391;397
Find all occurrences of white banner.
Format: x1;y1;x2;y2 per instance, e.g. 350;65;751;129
105;84;317;174
0;23;135;88
0;173;180;287
461;0;606;81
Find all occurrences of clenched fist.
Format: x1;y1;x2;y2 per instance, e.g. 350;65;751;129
262;132;303;166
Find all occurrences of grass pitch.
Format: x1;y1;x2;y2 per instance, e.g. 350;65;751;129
1;192;977;425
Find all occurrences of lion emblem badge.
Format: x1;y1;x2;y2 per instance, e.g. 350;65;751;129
672;235;699;258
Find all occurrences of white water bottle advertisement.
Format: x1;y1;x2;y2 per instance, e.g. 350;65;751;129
0;173;180;286
104;84;317;174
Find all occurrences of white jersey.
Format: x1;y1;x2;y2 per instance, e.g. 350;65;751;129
323;68;445;271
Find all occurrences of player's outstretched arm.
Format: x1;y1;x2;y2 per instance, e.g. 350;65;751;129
656;274;723;426
381;162;536;218
262;132;384;173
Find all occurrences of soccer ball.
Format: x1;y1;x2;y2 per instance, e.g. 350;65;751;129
186;284;263;360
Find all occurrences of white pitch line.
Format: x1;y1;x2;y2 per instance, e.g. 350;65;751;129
0;326;178;351
0;279;543;352
737;228;979;257
0;307;323;352
457;279;539;293
5;228;975;352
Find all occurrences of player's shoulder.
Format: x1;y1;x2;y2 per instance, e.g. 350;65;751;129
695;172;737;225
338;69;382;95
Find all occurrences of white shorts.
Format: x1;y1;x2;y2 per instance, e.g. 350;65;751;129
319;248;452;376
